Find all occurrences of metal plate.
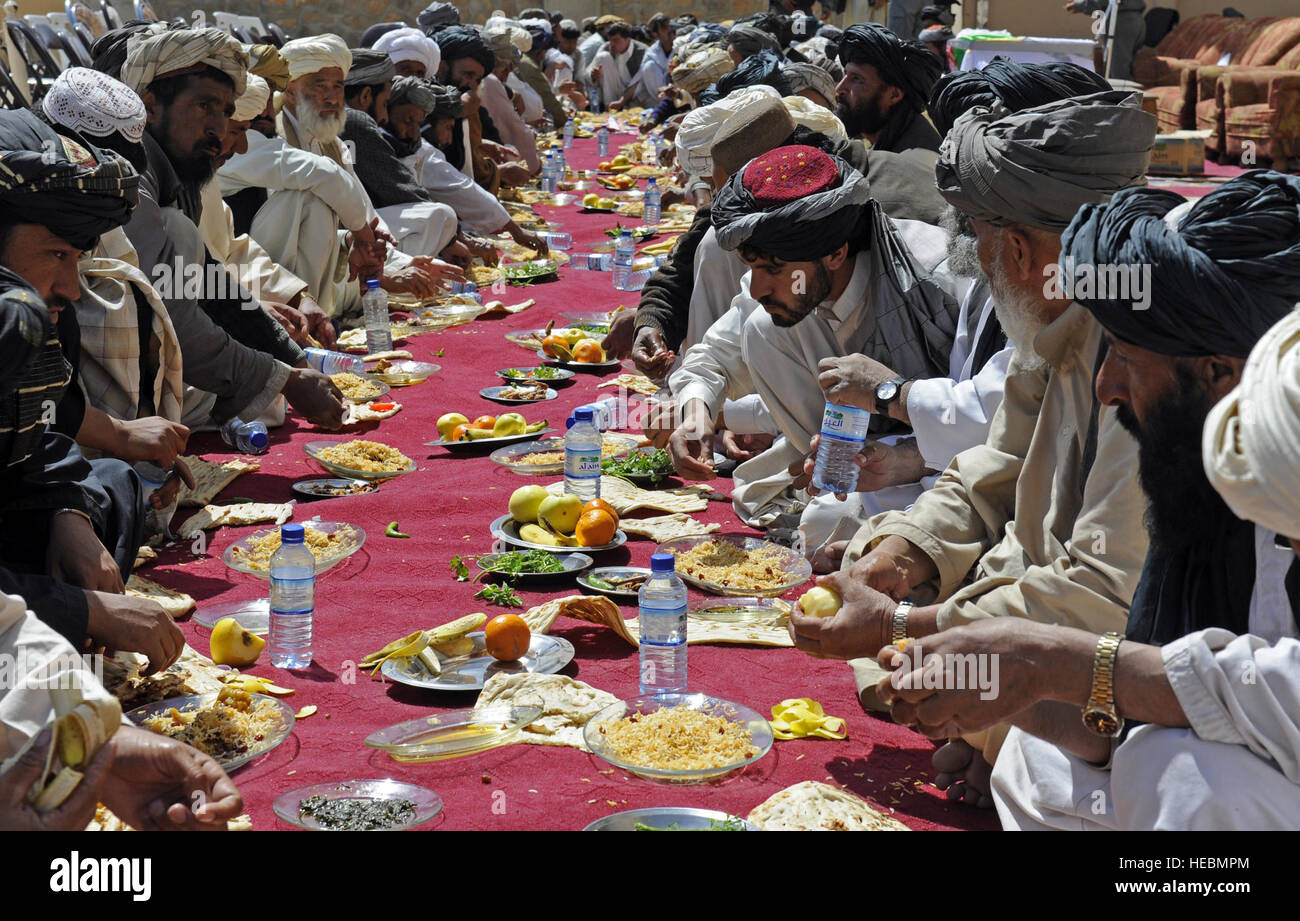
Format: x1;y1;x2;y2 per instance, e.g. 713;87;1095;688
475;550;594;581
583;807;757;831
337;376;390;404
489;513;626;554
576;566;652;599
655;534;813;597
479;385;558;405
291;478;380;501
425;427;554;451
273;779;442;831
495;365;575;384
535;350;623;372
380;632;575;692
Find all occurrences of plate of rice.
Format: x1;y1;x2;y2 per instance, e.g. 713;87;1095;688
223;520;366;578
489;433;640;475
584;693;773;783
304;439;416;480
655;534;812;597
329;371;391;404
129;688;295;771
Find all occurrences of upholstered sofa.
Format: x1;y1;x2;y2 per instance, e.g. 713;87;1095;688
1195;42;1300;164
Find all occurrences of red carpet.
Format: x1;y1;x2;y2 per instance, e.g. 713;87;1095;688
146;131;999;831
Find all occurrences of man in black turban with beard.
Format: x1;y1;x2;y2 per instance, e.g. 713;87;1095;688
835;23;943;156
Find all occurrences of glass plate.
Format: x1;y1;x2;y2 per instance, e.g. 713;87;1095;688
583;693;774;784
127;693;295;772
583;807;757;831
334;376;390;404
303;440;417;481
194;596;270;634
488;514;627;554
380;632;575;692
364;705;543;762
489;433;639;475
272;779;442;830
576;566;652;599
475;550;593;581
689;596;791;627
655;534;813;597
559;310;622;325
367;360;439;386
222;520;366;580
290;478;379;501
495;365;576;384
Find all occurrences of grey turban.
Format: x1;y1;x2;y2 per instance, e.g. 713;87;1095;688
345;48;395;86
783;61;837;105
727;24;780;58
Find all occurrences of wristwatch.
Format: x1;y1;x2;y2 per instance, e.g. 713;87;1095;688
875;376;908;415
891;601;913;647
1081;631;1125;737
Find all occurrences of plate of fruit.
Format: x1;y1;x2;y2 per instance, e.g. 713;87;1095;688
490;487;626;552
579;192;620;212
427;412;552;450
597;154;634;173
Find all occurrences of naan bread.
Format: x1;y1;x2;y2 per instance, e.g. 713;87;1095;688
318;400;403;429
361;349;414;363
475;673;618;751
133;546;157;569
597;373;661;397
180;502;293;534
125;575;195;619
520;594;637;647
747;781;910;831
478;297;536;318
101;644;227;708
546;477;714;515
618;513;719;543
177;456;259;507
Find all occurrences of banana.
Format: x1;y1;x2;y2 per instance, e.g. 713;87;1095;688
525;420;549;433
519;523;559;545
416;645;442;676
33;767;84;813
432;636;475;657
425;613;487;645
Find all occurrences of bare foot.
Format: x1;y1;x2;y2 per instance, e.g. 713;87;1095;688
810;540;850;574
932;739;995;809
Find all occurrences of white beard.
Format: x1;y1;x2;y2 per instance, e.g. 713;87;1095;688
988;238;1050;372
297;97;345;144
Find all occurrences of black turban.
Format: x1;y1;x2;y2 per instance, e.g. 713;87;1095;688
837;23;941;111
928;57;1112;137
345;48;395;87
727;24;780;57
0;108;139;251
1063;170;1300;359
434;25;495;76
389;76;462;120
417;2;460;32
90;21;154;78
698;49;791;106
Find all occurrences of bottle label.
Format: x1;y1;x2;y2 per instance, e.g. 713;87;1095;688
819;403;871;443
565;449;601;479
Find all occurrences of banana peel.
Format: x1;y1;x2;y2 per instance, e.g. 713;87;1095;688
0;688;122;814
464;420;548;440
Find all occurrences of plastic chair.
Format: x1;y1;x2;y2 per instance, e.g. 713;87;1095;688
5;19;63;105
133;1;157;21
98;0;121;29
229;24;252;43
0;64;29;109
266;22;289;46
65;0;107;39
360;21;406;48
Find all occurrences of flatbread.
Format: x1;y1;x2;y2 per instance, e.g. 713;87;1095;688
478;298;536;318
177;456;259;507
597;373;661;397
520;594;637;646
180;502;293;534
100;644;227;708
361;349;414;363
618;513;719;543
747;781;910;831
87;804;252;831
339;328;409;352
133;545;157;569
547;477;714;515
319;400;403;429
475;673;618;751
125;575;196;619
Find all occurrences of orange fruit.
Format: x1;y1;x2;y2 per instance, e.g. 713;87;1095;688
582;498;619;524
575;508;618;547
542;335;571;360
572;340;604;363
484;614;531;662
449;423;472;442
471;415;496;430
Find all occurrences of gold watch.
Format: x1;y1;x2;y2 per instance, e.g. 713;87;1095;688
891;601;913;647
1081;631;1124;737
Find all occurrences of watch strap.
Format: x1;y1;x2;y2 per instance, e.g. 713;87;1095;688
891;601;913;646
1082;631;1124;737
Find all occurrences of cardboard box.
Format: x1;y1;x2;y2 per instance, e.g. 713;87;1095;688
1149;129;1213;175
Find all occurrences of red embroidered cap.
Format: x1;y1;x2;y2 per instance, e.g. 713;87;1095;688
741;145;839;207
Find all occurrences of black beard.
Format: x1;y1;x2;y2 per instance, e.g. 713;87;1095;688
763;259;833;328
836;94;888;138
1115;367;1230;548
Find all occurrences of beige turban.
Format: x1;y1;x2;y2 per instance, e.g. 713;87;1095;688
248;43;289;92
119;25;248;97
782;94;846;141
1203;308;1300;540
675;85;780;176
281;33;352;82
232;73;269;121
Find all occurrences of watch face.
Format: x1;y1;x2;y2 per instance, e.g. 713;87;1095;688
1082;708;1121;737
876;381;899;403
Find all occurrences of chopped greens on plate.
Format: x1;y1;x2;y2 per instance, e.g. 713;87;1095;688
503;366;563;380
478;549;566;577
602;448;674;486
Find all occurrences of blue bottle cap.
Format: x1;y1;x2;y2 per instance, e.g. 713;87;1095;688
650;552;676;573
647;177;657;186
365;278;380;289
565;415;576;429
281;523;305;543
574;408;595;424
249;429;269;450
620;228;632;237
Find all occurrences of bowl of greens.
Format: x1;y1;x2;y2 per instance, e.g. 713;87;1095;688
602;446;675;487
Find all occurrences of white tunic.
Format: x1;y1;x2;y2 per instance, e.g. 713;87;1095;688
400;139;510;236
481;74;541;173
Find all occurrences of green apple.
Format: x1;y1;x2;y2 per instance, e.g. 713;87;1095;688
538;493;583;536
437;412;468;439
493;413;527;437
509;484;549;524
559;326;586;346
799;586;842;618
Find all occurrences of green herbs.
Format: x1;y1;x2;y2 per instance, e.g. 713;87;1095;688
505;366;561;380
449;555;471;581
299;795;417;831
632;816;746;831
479;550;565;577
475;583;523;607
602;448;674;486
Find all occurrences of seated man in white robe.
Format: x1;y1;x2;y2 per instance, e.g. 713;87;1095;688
587;22;648;112
874;173;1300;829
480;30;541;175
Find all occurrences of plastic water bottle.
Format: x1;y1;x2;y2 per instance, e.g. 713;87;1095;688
577;396;621;430
220;417;269;454
563;117;575;148
552;143;566;176
540;151;556;193
269;523;315;669
811;401;872;495
597;125;609;157
623;268;653;291
643;178;661;226
362;279;392;353
570;252;613;270
612;229;635;290
303;347;363;375
564;407;601;501
638;552;687;695
537;231;572;250
448;280;479;296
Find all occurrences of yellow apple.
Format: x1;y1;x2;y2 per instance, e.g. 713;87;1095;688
210;617;266;667
538;493;583;536
799;586;842;618
437;412;468;439
493;413;527;437
509;484;549;523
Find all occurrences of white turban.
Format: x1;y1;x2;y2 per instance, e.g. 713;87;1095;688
485;17;532;53
373;27;441;77
782;94;847;142
1203;308;1300;540
42;67;146;143
281;33;352;82
675;85;780;176
119;25;248;97
232;73;269;121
